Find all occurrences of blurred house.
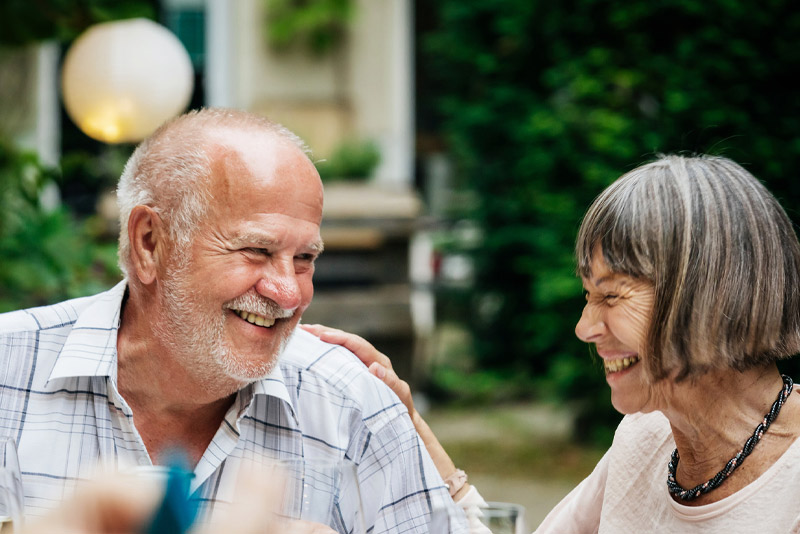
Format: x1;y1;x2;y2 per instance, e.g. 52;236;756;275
0;0;429;380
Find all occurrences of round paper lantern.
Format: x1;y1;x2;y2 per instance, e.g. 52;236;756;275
61;18;194;144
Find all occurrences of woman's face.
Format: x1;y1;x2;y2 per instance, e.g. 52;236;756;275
575;248;657;414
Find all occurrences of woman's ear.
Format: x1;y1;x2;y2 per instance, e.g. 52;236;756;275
127;205;164;285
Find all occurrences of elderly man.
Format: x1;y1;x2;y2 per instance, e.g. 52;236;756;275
0;108;466;533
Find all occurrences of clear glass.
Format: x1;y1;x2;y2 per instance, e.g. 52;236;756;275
475;502;528;534
276;458;366;534
0;437;24;534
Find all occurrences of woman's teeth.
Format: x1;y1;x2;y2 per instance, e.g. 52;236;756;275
604;355;640;374
235;309;276;328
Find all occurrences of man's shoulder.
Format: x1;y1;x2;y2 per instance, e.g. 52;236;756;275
281;327;357;367
0;294;97;335
279;328;406;418
0;283;126;337
0;295;97;392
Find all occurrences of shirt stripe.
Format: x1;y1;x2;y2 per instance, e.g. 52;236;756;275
0;281;467;533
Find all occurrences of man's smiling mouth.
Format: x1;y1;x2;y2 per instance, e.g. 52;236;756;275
233;309;276;328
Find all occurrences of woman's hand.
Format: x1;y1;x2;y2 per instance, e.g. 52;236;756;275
300;324;471;501
300;324;415;417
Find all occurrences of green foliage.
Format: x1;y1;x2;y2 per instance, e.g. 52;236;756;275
427;366;537;405
422;0;800;444
59;145;134;215
0;142;120;312
0;0;156;46
265;0;354;56
316;139;381;182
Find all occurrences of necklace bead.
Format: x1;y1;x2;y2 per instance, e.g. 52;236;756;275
666;374;794;501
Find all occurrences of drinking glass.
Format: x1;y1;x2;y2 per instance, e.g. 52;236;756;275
0;437;24;533
475;502;528;534
277;458;366;534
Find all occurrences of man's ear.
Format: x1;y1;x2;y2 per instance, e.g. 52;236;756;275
127;205;165;285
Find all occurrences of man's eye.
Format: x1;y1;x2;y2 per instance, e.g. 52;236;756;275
295;253;316;263
603;294;620;303
245;248;271;256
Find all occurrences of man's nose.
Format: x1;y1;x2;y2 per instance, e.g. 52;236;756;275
254;261;302;311
575;305;605;343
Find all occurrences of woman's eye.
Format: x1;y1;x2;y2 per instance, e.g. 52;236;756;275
582;290;620;304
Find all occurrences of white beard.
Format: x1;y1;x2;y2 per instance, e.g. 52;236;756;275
153;254;293;392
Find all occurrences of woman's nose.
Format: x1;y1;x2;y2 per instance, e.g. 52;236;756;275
575;305;605;343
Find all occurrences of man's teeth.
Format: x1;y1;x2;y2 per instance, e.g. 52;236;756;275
604;355;640;374
235;310;276;328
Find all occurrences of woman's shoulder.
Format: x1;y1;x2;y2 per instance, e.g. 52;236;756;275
609;412;675;461
617;411;672;439
599;412;676;523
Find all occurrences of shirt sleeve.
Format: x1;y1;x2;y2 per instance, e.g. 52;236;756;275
532;450;608;534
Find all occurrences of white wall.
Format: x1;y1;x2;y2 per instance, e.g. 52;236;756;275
215;0;414;186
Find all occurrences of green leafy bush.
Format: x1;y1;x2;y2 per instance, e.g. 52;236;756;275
0;0;156;46
0;142;119;312
265;0;353;56
316;139;380;182
421;0;800;444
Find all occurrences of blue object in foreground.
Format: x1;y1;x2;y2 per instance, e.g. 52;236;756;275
144;451;199;534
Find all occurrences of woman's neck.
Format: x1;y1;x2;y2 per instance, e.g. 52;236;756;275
663;367;800;505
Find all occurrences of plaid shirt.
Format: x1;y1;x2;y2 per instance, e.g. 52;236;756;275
0;281;467;533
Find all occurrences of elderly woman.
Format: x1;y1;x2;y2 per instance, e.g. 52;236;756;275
304;154;800;532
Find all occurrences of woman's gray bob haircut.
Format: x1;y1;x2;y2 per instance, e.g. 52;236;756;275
116;107;311;277
576;154;800;380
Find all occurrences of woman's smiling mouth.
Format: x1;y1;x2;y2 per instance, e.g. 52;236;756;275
604;355;640;374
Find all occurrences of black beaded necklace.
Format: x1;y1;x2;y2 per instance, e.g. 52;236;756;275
666;374;794;502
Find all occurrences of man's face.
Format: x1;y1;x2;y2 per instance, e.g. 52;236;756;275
154;131;323;389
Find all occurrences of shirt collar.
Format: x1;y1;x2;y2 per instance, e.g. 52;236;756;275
232;363;297;423
47;280;296;416
48;279;128;384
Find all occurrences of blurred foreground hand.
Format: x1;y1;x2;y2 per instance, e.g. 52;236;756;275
22;462;336;534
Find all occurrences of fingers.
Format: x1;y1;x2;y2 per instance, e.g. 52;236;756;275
22;473;162;534
202;460;337;534
199;461;287;534
300;324;393;370
368;362;414;415
300;324;414;416
299;323;326;336
284;519;338;533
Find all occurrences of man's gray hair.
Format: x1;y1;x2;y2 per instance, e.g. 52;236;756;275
576;154;800;380
116;107;311;277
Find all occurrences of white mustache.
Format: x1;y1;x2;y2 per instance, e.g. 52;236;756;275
224;291;295;319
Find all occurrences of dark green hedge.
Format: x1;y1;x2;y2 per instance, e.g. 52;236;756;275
0;143;120;312
0;0;155;46
421;0;800;442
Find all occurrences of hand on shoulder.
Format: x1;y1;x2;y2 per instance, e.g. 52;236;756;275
300;324;415;417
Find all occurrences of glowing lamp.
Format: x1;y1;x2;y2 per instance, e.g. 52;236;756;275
61;18;194;144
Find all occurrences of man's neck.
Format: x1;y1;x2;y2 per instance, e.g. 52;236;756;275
116;289;240;467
